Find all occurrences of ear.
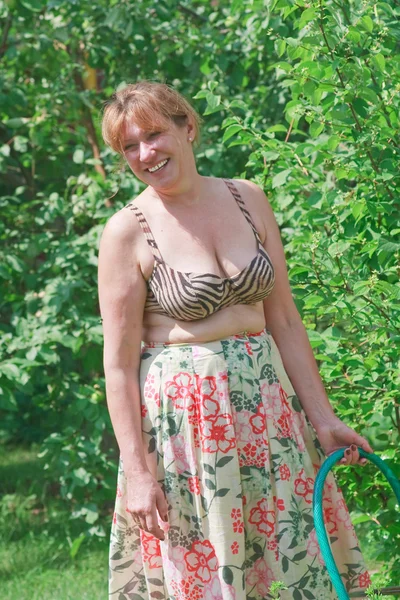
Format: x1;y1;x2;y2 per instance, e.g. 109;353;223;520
186;119;195;140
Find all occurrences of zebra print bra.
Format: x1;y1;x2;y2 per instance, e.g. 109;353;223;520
125;179;275;321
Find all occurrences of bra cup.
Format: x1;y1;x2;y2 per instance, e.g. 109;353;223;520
145;247;275;322
127;178;275;322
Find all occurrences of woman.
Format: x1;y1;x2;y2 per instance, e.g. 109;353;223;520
99;81;372;600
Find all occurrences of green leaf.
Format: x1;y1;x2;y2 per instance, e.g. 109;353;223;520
360;15;374;32
205;92;221;110
253;542;263;554
70;533;86;559
327;135;340;151
347;27;361;43
353;98;369;119
275;39;286;57
193;89;208;100
73;149;84;164
215;488;230;497
216;456;234;468
378;238;400;253
272;169;291;189
148;437;156;454
372;53;386;73
205;478;215;490
147;578;163;586
309;122;324;138
282;555;289;573
222;566;234;585
222;124;242;143
0;363;20;380
203;463;215;475
293;550;308;561
352;514;373;525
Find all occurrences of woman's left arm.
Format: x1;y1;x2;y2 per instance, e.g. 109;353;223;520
239;180;373;465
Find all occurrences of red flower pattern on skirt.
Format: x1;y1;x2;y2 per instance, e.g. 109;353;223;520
195;375;221;419
171;577;203;600
246;557;274;597
231;507;244;534
184;540;219;583
275;413;293;438
294;468;314;504
188;476;201;495
238;442;268;468
323;498;339;535
144;373;160;407
165;372;195;411
273;496;285;511
200;413;236;453
140;531;162;569
249;403;267;435
249;498;276;537
231;541;239;554
358;571;372;588
306;529;325;565
279;463;291;481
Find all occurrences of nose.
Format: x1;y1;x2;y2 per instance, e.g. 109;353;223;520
139;141;155;163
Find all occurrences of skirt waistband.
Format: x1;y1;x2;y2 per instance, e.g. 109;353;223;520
142;327;270;350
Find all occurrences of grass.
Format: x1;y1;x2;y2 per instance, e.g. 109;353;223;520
0;445;109;600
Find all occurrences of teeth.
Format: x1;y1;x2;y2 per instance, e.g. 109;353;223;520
148;159;168;173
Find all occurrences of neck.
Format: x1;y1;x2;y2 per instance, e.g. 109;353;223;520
148;162;204;208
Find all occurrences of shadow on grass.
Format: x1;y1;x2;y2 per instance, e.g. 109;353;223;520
0;444;109;596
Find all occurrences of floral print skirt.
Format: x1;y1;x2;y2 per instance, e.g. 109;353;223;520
109;329;370;599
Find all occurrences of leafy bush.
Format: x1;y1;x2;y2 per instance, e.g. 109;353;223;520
0;0;398;582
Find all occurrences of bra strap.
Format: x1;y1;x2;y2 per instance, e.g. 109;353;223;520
222;179;262;244
125;203;163;262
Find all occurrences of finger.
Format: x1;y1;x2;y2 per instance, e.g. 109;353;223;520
146;508;165;541
340;448;352;465
350;444;372;465
132;514;142;529
138;513;148;532
349;445;360;465
134;514;146;530
156;487;169;523
127;508;138;525
352;437;373;455
127;508;146;531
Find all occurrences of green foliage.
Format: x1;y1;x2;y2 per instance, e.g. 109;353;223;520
0;0;399;586
0;445;108;600
366;584;384;600
268;580;289;598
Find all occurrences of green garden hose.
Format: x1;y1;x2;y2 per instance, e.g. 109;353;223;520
313;447;400;600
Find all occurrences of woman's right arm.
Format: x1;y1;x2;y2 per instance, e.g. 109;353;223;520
98;211;168;539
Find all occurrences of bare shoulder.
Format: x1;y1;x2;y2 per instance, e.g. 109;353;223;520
232;178;276;242
233;178;272;210
100;205;140;247
97;205;146;291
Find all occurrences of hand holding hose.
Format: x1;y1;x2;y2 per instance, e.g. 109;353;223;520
315;417;373;465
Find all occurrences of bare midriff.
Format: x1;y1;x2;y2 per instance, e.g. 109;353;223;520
141;302;266;344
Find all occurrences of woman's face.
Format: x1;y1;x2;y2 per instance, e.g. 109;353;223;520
121;118;195;189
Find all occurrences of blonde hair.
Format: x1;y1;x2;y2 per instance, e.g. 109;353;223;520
101;81;202;155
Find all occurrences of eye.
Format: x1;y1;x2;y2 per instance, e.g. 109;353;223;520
125;143;138;151
149;131;161;139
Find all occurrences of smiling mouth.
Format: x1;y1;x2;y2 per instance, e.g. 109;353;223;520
146;159;169;173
